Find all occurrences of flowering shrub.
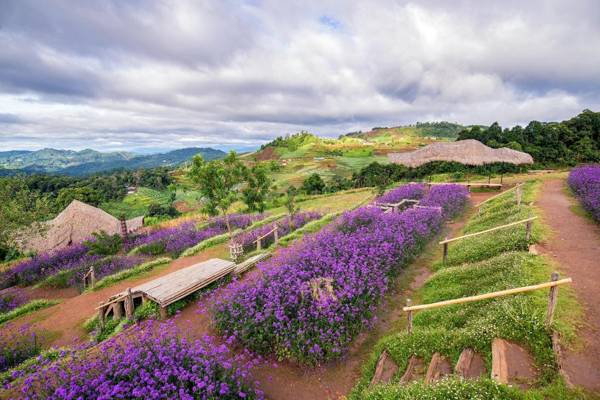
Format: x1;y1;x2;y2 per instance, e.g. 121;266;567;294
5;245;90;287
68;255;146;289
375;183;426;204
20;320;262;399
0;287;28;314
419;184;470;218
131;213;268;256
215;184;468;364
235;211;322;251
568;165;600;223
0;325;40;373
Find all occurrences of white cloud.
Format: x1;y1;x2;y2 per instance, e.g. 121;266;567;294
0;0;599;151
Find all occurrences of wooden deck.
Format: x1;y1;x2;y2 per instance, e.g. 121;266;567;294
98;258;235;322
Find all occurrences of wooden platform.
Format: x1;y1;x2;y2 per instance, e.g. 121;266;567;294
234;253;270;275
98;258;235;322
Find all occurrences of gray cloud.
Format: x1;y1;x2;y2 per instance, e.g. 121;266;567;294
0;0;599;151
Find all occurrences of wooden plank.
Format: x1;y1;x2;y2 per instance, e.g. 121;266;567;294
403;278;572;312
98;258;235;310
427;182;502;188
234;253;270;275
439;217;537;244
253;227;278;243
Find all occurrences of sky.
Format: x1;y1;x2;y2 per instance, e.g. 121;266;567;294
1;0;599;153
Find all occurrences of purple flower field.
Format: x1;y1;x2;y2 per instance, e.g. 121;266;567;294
375;183;426;204
130;213;268;256
19;320;262;400
568;165;600;223
234;211;322;251
68;255;146;289
0;325;40;373
5;245;90;287
419;184;470;218
0;287;28;314
214;184;469;364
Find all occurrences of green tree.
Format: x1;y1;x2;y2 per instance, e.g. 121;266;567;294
301;173;325;195
56;186;101;208
187;151;246;234
242;164;272;213
283;186;300;230
0;178;52;259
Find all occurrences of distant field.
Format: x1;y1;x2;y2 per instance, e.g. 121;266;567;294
100;187;203;218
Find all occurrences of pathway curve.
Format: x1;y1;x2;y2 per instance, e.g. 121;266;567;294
537;179;600;392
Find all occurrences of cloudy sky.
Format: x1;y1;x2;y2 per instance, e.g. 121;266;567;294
1;0;599;152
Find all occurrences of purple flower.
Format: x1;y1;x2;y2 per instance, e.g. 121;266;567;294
569;165;600;223
17;320;263;399
214;184;468;365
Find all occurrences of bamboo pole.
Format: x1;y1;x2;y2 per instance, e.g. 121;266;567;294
476;183;523;207
403;278;572;312
439;217;537;245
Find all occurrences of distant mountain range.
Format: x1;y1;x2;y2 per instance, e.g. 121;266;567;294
0;147;226;176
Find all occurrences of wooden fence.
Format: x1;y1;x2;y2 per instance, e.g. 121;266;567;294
440;216;537;264
403;272;571;333
254;224;279;251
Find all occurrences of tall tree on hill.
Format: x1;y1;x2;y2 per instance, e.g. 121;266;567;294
187;151;246;234
242;164;271;213
284;186;300;231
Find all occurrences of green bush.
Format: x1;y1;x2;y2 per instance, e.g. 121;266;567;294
84;231;123;256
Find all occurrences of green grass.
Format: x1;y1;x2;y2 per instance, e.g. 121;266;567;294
87;257;171;291
0;299;59;325
351;178;584;399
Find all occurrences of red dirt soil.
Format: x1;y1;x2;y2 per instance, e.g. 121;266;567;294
537;179;600;392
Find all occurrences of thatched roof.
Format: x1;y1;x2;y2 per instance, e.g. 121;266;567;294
387;139;534;168
21;200;144;254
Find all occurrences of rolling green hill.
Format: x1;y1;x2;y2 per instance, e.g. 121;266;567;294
0;147;225;176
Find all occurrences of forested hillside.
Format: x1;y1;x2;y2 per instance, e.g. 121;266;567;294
458;109;600;165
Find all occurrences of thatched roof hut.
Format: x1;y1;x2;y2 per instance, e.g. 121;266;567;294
21;200;144;254
387;139;533;168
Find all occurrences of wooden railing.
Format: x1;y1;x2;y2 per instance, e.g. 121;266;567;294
476;183;524;207
403;272;571;333
440;216;537;263
253;224;279;251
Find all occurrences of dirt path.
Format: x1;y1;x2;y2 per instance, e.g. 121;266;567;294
6;245;229;347
537;179;600;392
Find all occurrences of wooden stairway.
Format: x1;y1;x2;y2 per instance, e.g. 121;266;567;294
370;339;537;388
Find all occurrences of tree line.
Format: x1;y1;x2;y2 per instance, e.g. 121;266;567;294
457;109;600;166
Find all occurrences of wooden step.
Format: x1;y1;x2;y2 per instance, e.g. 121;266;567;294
492;338;538;389
425;353;453;384
399;355;426;384
369;350;399;387
455;348;487;379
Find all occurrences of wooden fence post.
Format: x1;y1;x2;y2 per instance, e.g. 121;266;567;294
159;306;167;320
274;224;279;244
516;186;522;206
525;220;532;242
442;237;449;264
257;238;262;251
546;272;559;326
90;267;96;288
406;298;413;334
488;175;491;184
500;174;503;184
98;307;106;328
125;288;134;319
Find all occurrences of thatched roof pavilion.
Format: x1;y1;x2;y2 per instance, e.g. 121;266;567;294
387;139;534;168
21;200;144;254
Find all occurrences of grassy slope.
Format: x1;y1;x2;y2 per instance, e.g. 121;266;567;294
351;181;587;400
